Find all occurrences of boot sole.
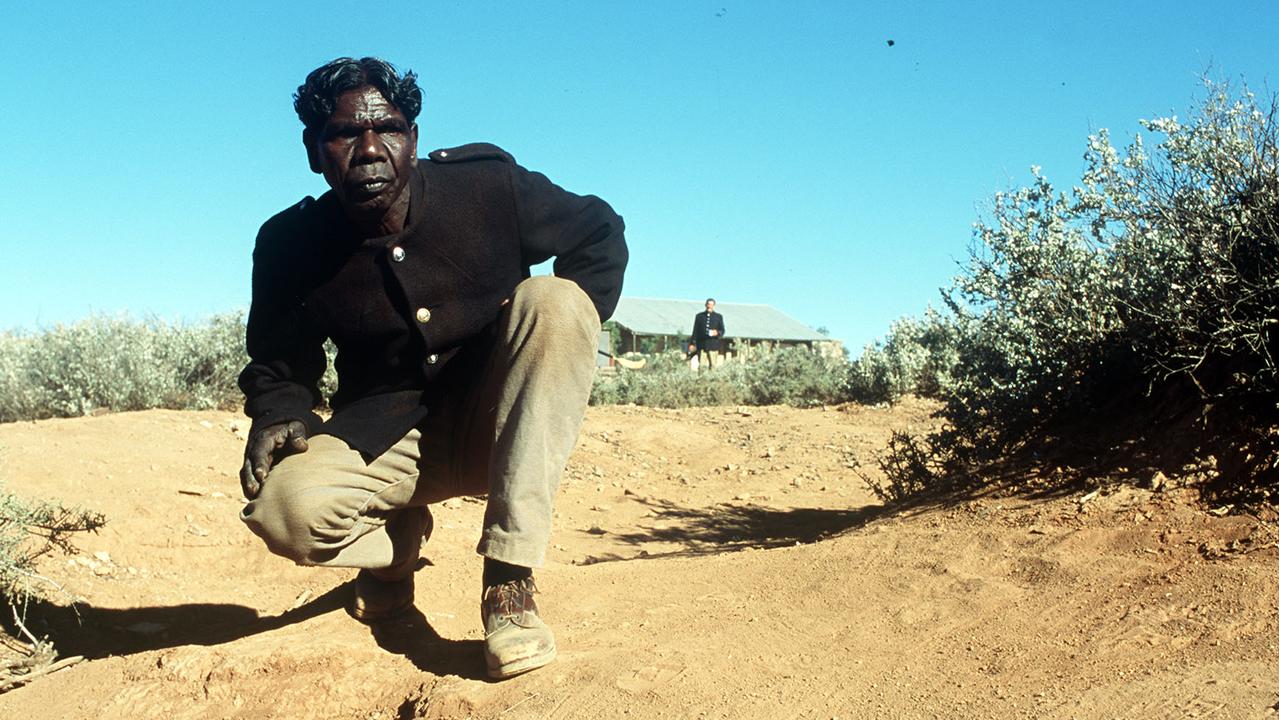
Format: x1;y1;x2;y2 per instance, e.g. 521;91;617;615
485;644;557;679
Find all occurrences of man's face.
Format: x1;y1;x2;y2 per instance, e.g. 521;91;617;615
307;85;418;221
706;300;716;312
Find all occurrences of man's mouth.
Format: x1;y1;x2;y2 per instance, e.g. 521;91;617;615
350;177;390;198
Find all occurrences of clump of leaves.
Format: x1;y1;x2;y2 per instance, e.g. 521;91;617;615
871;77;1279;502
0;312;340;423
1;483;105;620
0;481;104;691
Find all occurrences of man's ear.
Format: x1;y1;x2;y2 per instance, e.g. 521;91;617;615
409;122;419;167
303;128;322;174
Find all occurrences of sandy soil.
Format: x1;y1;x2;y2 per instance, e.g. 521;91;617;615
1;399;1277;719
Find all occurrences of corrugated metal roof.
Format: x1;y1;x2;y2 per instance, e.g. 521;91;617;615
609;297;829;342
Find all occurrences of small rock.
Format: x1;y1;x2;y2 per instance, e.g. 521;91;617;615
591;504;612;512
93;565;112;576
1149;471;1168;491
791;478;804;488
187;524;211;537
442;498;463;510
587;525;607;535
178;487;207;496
734;493;752;501
199;420;214;429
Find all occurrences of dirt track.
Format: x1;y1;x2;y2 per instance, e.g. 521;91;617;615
1;401;1278;719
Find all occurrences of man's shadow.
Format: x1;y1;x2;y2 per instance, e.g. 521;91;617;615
12;575;486;682
366;607;487;681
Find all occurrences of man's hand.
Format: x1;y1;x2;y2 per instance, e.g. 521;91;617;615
240;420;309;499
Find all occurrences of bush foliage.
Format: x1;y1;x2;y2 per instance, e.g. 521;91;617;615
0;482;105;613
845;308;960;404
0;314;247;421
0;313;339;423
869;78;1279;502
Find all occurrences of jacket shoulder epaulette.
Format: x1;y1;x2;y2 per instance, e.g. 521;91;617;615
259;195;315;232
428;143;515;164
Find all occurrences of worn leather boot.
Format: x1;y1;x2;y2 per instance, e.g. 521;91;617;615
348;508;433;623
482;577;556;679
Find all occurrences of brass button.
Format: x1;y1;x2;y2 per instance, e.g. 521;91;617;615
391;246;405;262
426;353;439;365
415;307;431;324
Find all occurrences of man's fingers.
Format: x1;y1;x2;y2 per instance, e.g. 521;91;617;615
240;458;261;499
247;432;276;465
242;422;308;499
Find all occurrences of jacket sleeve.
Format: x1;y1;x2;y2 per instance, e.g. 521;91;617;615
237;218;327;436
509;163;628;321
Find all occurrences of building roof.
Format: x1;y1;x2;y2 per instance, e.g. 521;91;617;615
609;297;829;342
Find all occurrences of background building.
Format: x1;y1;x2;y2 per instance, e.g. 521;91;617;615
603;297;841;363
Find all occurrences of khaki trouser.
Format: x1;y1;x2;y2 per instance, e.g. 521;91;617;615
697;349;722;370
240;276;600;570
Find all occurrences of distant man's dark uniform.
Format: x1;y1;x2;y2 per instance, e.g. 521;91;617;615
235;57;626;680
690;298;726;369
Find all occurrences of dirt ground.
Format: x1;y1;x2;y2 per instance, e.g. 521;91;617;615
1;399;1278;719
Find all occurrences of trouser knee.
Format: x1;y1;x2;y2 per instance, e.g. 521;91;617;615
507;276;600;349
241;486;345;565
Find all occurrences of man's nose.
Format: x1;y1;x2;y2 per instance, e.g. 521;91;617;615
353;129;387;163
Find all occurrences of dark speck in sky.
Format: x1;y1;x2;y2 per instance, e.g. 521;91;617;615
716;7;726;17
887;39;895;47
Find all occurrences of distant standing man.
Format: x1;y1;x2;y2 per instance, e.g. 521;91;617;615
690;298;726;369
236;57;627;679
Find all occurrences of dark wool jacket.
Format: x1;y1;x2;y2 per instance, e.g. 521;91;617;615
691;311;726;351
238;143;627;458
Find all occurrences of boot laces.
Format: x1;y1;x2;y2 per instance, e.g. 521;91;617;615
489;577;538;617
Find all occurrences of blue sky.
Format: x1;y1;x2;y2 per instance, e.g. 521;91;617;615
2;1;1277;350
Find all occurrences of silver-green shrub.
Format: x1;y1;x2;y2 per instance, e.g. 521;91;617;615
876;78;1279;500
0;313;250;421
846;308;960;403
0;480;105;611
745;346;847;407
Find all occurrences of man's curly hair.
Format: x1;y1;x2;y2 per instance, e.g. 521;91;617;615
293;57;423;132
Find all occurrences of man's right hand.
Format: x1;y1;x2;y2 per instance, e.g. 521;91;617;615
240;420;309;500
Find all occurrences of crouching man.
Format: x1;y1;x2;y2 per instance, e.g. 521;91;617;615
236;56;626;679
